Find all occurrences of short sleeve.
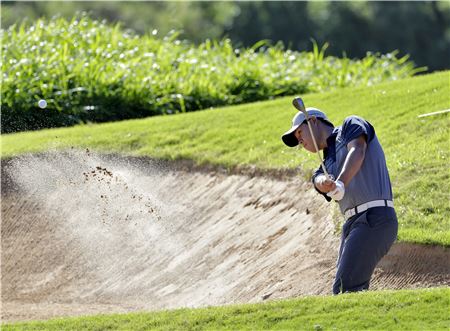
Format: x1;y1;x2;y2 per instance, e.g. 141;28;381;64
341;116;375;145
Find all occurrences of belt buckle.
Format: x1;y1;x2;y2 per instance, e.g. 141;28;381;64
345;207;356;219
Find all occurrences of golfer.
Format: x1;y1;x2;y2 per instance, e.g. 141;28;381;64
282;107;398;294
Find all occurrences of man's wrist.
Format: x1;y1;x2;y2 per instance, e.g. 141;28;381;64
336;176;346;187
326;180;345;201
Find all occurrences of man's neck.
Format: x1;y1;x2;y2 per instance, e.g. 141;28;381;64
319;125;335;149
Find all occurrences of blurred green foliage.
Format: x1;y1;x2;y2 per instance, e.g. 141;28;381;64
227;1;450;72
1;1;238;43
2;15;423;133
1;1;449;71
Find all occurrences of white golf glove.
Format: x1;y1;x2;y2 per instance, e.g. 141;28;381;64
327;180;345;201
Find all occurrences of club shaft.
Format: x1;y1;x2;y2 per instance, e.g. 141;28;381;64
305;119;329;177
292;97;329;178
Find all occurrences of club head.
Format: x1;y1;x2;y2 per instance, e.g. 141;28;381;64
292;97;306;114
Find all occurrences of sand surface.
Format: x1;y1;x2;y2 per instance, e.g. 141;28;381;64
1;151;449;322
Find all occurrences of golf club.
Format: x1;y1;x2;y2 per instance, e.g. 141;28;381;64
292;97;330;178
417;109;450;118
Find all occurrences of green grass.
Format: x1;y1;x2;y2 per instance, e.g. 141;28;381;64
2;14;423;132
4;288;449;330
2;71;449;245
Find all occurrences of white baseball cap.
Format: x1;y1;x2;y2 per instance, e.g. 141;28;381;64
281;107;331;147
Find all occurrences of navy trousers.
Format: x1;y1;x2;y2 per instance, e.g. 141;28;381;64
333;206;398;294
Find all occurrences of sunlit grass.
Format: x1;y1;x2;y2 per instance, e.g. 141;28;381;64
4;288;449;330
1;13;424;132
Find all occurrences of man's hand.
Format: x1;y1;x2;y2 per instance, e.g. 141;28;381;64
326;180;345;201
314;174;336;193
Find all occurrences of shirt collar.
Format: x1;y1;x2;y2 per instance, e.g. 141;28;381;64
324;127;339;158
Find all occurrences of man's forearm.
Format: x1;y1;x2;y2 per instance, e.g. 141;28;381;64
336;146;365;187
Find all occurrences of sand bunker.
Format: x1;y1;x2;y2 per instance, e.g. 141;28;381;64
1;150;449;322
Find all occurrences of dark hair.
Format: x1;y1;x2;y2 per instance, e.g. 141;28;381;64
318;118;334;128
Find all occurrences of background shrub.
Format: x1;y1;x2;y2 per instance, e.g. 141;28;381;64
1;14;425;133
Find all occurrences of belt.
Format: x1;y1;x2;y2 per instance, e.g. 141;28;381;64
344;199;394;219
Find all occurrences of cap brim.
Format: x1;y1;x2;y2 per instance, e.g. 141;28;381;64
281;125;300;147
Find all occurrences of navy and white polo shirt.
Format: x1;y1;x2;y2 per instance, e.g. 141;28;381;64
312;116;393;214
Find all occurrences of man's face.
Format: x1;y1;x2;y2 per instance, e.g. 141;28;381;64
294;122;316;153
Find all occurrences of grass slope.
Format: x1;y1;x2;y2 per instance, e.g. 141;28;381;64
2;71;449;245
4;288;450;330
